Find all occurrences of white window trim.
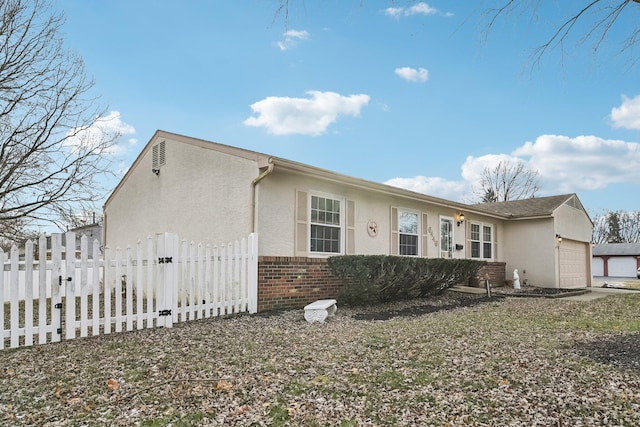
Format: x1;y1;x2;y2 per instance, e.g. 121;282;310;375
439;216;454;259
470;221;494;261
398;208;421;257
308;192;345;257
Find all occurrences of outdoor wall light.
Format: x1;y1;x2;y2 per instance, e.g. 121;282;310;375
456;212;465;227
152;168;160;175
556;234;562;243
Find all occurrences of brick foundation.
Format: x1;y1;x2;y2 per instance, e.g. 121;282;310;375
258;257;507;311
257;257;342;312
470;262;507;288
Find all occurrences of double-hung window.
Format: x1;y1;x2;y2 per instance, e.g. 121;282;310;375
310;195;342;254
398;210;419;256
470;223;493;259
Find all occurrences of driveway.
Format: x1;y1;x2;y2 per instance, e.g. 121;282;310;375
564;276;640;301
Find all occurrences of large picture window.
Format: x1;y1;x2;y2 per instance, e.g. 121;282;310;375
471;223;493;259
310;195;342;254
399;210;418;256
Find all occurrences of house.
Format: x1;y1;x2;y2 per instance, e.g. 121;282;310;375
104;130;594;310
592;243;640;277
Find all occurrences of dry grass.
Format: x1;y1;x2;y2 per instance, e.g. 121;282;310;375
1;292;640;426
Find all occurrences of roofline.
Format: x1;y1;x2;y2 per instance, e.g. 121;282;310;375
268;156;509;220
104;130;270;209
104;130;572;223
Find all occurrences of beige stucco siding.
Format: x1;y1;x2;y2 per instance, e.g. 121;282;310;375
502;218;557;287
553;203;593;243
105;136;259;250
256;168;500;259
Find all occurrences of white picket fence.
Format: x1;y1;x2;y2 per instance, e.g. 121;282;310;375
1;231;258;350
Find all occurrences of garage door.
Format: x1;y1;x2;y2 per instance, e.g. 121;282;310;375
559;239;589;288
592;257;604;277
608;257;637;277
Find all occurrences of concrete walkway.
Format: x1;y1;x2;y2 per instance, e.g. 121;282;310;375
451;279;640;301
563;287;640;301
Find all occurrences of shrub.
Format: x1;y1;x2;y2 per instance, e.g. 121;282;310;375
328;255;486;305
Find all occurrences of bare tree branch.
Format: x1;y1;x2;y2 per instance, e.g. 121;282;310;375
0;0;115;241
473;159;540;202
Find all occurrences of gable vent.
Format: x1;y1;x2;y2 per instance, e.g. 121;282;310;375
152;140;166;171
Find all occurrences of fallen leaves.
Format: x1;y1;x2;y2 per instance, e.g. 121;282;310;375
215;379;233;392
1;293;640;425
106;378;119;391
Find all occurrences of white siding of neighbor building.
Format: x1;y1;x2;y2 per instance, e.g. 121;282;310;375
105;135;259;251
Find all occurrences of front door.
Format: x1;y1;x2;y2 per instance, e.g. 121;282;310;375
440;217;453;258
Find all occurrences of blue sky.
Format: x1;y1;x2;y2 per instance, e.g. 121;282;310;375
58;0;640;214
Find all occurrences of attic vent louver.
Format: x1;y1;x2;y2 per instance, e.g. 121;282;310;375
152;140;166;171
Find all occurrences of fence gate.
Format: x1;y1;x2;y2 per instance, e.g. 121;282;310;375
1;232;258;350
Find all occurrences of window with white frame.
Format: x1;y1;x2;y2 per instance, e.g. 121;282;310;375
398;210;419;256
470;223;493;259
310;195;342;254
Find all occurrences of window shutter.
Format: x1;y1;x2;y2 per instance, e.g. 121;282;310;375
421;213;428;257
465;220;471;259
390;207;398;255
295;191;308;257
346;200;355;254
493;224;498;260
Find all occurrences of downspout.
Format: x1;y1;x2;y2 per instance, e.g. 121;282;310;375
250;158;274;233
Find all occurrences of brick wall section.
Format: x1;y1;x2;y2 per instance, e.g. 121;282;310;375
471;262;507;288
258;256;342;312
258;257;508;311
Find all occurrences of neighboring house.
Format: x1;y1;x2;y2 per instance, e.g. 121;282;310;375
104;130;594;310
592;243;640;277
69;223;103;250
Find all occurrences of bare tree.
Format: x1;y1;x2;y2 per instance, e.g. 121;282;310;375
0;0;116;241
474;159;540;202
273;1;640;65
484;0;640;68
592;210;640;243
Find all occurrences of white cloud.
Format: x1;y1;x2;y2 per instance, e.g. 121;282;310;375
386;134;640;201
385;176;469;202
395;66;429;83
277;29;309;51
63;111;136;156
511;134;640;192
244;90;370;136
610;95;640;130
384;2;445;18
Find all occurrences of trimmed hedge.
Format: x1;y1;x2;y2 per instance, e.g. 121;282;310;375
328;255;486;305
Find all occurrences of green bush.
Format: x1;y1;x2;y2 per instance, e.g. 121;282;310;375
328;255;486;305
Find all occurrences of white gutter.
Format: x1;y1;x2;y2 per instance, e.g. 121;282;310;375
250;158;275;232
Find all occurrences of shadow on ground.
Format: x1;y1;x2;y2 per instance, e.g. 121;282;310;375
572;333;640;372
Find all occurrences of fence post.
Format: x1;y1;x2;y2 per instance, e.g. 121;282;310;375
51;234;62;343
248;233;258;314
156;232;177;328
38;235;48;344
64;232;77;340
24;240;34;346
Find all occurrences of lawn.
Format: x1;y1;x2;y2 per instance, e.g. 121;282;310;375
1;292;639;426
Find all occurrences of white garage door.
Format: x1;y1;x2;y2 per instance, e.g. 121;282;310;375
559;239;589;288
592;257;604;277
608;257;637;277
